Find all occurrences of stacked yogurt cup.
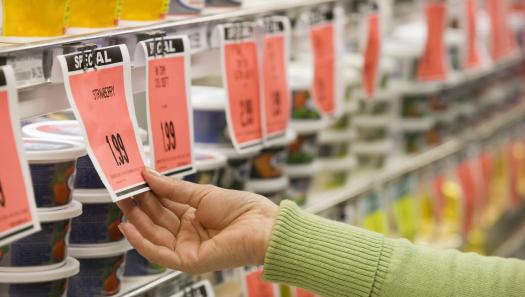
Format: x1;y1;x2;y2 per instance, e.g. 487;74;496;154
0;137;85;296
22;120;153;296
191;85;257;189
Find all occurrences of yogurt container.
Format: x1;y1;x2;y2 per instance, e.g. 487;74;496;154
285;162;320;206
191;86;231;146
250;130;296;180
318;130;352;159
0;257;79;297
356;91;394;116
354;116;391;143
23;121;148;190
24;138;86;208
246;177;289;205
68;240;132;297
0;201;82;272
353;141;392;171
314;157;356;190
183;149;227;185
287;132;319;165
216;147;259;190
70;190;123;245
123;249;166;278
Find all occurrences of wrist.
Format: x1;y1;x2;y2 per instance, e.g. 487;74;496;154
254;201;279;265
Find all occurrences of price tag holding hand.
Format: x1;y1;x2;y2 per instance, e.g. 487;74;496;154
219;22;264;152
0;66;40;246
58;45;149;202
417;2;448;82
135;36;195;177
259;16;291;141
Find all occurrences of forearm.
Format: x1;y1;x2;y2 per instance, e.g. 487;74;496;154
263;201;525;297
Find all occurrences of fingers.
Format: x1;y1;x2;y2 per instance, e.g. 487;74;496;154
118;222;182;270
134;192;181;234
117;198;176;249
159;198;192;218
143;167;215;209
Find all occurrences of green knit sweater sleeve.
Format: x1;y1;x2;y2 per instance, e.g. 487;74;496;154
263;201;525;297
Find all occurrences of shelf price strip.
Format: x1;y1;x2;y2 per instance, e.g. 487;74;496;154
218;22;264;152
58;45;149;202
259;16;291;142
0;65;40;246
135;36;195;177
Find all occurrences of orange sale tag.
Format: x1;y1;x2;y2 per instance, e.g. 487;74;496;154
244;268;276;297
260;16;291;141
135;36;195;177
417;2;448;82
58;45;149;202
362;13;381;97
486;0;517;60
310;13;336;116
464;0;483;70
219;22;264;152
0;66;40;246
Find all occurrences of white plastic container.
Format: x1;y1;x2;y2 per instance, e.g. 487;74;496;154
0;257;80;297
246;176;289;205
70;190;123;245
23;137;86;208
286;162;320;206
68;240;132;297
183;149;227;185
314;156;356;191
318;129;353;160
0;201;82;272
250;130;296;180
214;146;259;190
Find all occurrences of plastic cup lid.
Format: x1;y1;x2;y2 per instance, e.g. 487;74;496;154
191;86;227;111
286;161;321;177
197;144;260;159
73;189;112;204
265;129;297;148
318;156;357;172
23;138;86;162
353;141;393;155
194;149;227;171
37;200;83;222
22;120;148;143
290;119;330;134
399;117;435;132
353;116;391;128
354;89;396;101
69;240;132;258
245;176;289;193
318;129;354;144
0;257;79;283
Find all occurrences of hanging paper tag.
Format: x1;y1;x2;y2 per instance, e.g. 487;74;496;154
0;66;40;246
487;0;518;60
417;2;448;82
464;0;483;70
135;36;195;177
259;16;291;141
309;9;337;116
218;22;264;152
362;13;381;97
58;45;149;202
243;267;276;297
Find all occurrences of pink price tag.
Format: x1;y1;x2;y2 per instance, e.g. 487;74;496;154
310;22;336;116
220;23;264;152
362;13;381;98
244;268;275;297
464;0;483;70
59;45;149;201
0;66;40;246
140;37;195;177
417;2;448;82
261;17;291;140
487;0;517;60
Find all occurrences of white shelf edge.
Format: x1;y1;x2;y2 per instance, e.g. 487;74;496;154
304;104;525;214
118;270;184;297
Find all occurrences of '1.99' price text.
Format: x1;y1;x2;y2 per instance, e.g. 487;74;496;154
160;121;177;152
106;133;130;166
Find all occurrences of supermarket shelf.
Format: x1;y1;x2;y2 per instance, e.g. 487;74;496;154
304;103;525;214
0;0;338;54
118;270;183;297
493;221;525;258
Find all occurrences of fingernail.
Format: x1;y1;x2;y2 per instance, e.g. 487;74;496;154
146;167;161;177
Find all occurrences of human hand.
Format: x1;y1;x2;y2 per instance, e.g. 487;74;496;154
117;168;278;274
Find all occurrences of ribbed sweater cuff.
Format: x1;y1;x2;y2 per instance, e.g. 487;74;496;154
263;201;392;297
